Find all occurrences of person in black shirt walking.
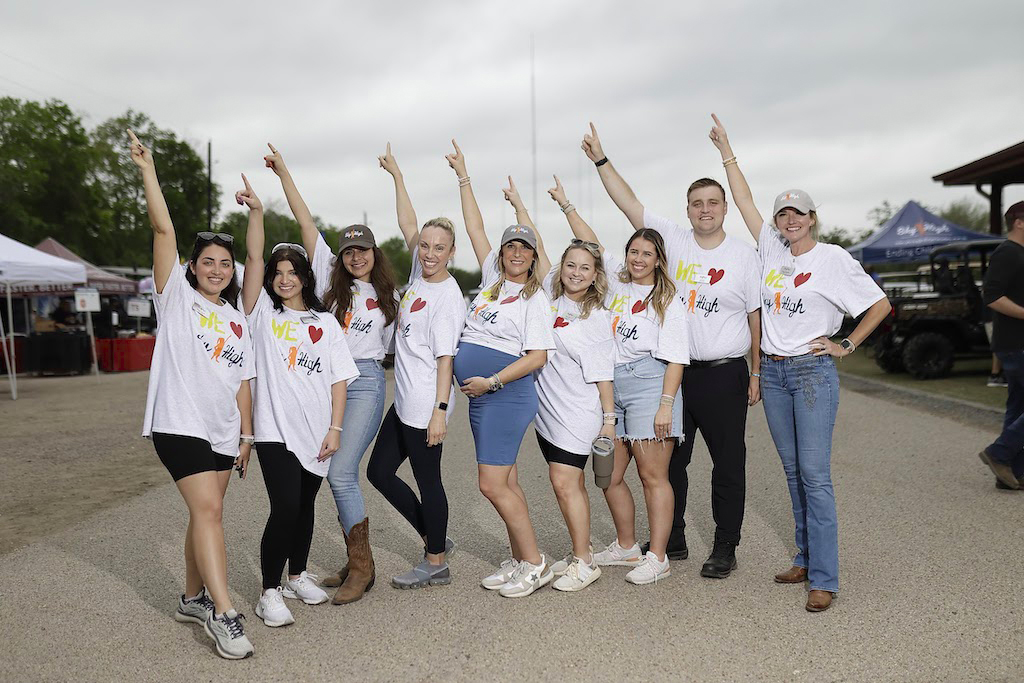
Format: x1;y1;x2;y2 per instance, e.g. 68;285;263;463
978;201;1024;490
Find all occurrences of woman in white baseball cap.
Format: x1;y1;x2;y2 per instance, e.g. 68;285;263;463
709;114;891;612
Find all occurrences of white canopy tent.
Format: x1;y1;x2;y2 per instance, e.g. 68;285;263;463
0;233;88;399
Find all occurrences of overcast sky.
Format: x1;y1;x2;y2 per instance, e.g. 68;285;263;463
4;0;1023;268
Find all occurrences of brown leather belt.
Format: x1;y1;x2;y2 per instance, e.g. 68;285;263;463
764;353;814;362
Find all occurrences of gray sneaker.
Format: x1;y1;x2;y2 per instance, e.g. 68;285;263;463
174;589;215;625
391;561;451;589
204;609;254;660
423;537;455;559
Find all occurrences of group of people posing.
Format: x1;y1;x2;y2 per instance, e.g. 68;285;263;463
132;114;891;660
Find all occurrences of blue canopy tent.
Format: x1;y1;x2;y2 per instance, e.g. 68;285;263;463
847;201;1002;263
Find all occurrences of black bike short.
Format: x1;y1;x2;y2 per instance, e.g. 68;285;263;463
153;432;235;481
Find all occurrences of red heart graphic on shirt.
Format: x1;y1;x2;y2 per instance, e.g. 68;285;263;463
230;322;243;339
410;298;426;312
631;299;647;314
308;326;323;343
500;295;520;305
553;316;569;328
794;272;812;287
366;298;379;310
708;268;725;285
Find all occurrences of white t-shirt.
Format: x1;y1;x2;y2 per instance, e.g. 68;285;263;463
757;221;886;356
142;261;255;457
644;210;761;361
602;252;690;366
535;293;615;455
311;232;397;361
460;250;555;357
394;245;466;429
248;289;359;476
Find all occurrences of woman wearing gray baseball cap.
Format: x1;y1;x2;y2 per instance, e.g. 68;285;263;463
710;114;891;612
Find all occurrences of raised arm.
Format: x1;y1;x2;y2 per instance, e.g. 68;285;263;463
236;173;265;315
378;143;419;250
263;143;320;260
709;114;764;242
581;122;645;230
548;175;604;255
502;175;550;275
446;139;490;266
129;129;177;294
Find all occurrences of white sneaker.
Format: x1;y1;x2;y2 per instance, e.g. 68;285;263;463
481;559;520;590
594;540;643;567
625;551;671;585
281;571;329;605
255;587;295;627
204;609;254;660
498;556;553;598
551;545;593;576
552;557;601;592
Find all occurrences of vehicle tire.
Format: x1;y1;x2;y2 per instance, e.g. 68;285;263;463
901;332;954;379
874;348;904;373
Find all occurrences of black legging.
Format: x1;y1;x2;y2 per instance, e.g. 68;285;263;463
256;443;324;590
367;405;448;555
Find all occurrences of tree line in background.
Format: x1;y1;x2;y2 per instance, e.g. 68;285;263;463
1;95;989;289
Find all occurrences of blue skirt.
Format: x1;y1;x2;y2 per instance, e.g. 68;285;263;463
453;343;538;466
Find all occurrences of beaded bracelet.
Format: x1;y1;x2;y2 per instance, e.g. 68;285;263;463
458;176;471;187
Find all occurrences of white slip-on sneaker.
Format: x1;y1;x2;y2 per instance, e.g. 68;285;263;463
281;571;329;605
594;540;643;567
174;589;215;625
499;556;553;598
255;587;295;627
552;557;601;592
551;544;592;576
481;559;520;590
204;609;254;660
625;551;671;585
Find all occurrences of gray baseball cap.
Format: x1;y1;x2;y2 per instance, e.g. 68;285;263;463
500;224;537;250
773;189;817;215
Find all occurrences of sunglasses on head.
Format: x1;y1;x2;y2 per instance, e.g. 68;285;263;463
272;242;308;259
570;238;601;251
195;232;234;245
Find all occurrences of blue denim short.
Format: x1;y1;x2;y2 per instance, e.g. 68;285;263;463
612;355;683;443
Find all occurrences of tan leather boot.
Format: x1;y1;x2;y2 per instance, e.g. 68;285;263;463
322;528;350;588
332;518;375;604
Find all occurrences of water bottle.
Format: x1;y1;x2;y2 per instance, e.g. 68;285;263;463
592;435;614;489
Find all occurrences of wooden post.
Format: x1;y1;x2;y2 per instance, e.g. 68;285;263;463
990;181;1004;235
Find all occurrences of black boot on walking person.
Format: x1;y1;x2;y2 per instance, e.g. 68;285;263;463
641;527;688;561
701;540;738;579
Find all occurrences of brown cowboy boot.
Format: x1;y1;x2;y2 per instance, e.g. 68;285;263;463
321;527;350;588
332;518;375;604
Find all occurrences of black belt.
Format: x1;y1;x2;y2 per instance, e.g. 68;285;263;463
688;356;745;369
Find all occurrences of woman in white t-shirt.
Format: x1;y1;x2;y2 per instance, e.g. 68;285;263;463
445;142;556;599
263;144;399;605
130;131;255;660
366;144;466;590
553;176;689;586
710;114;891;613
236;175;358;628
502;180;617;593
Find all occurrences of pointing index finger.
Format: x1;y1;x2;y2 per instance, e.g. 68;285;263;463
127;128;141;145
451;138;461;155
386;142;391;156
589;122;597;137
241;173;253;192
267;142;278;154
711;113;723;128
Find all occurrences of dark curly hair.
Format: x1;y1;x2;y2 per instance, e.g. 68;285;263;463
263;247;327;313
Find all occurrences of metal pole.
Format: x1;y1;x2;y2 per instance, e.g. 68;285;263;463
5;287;17;399
86;311;99;376
531;34;537;219
207;140;213;231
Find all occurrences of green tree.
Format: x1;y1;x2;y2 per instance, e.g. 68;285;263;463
938;198;987;232
0;97;105;259
379;236;412;285
450;266;481;294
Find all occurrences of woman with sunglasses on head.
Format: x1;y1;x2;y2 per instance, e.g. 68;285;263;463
501;176;616;592
366;143;466;589
238;175;359;628
552;176;689;585
263;144;399;605
130;130;256;660
445;141;556;598
709;114;891;612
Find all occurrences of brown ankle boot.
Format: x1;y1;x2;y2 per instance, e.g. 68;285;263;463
332;518;375;604
774;566;808;584
322;528;350;588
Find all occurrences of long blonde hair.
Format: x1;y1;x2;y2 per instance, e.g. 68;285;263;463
620;228;676;323
486;241;543;301
551;243;607;319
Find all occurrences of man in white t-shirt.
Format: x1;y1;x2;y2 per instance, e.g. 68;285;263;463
583;123;761;580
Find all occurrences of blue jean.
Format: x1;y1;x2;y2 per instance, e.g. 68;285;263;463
760;354;840;593
612;356;683;442
327;359;386;533
989;350;1024;477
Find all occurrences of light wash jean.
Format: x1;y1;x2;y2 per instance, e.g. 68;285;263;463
327;358;386;533
760;353;840;593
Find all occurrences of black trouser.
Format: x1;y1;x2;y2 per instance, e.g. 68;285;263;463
367;405;449;555
256;443;324;590
670;358;749;545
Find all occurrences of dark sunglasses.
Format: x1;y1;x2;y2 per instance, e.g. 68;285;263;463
195;232;235;245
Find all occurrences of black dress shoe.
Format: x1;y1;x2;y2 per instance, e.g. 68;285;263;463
700;542;737;579
641;530;688;561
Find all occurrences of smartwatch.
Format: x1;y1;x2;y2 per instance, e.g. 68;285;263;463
435;401;449;411
839;338;856;355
